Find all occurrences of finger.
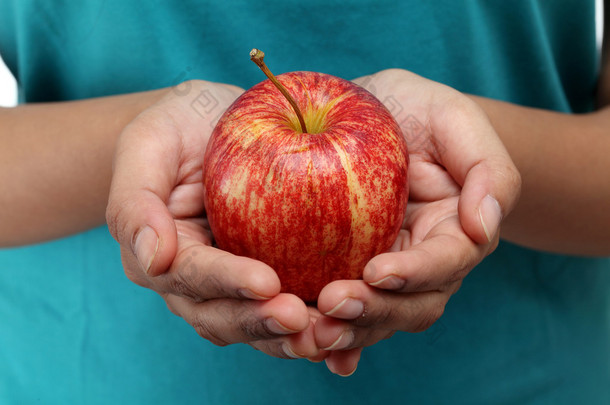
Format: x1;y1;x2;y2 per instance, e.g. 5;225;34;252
165;293;310;348
407;157;461;202
153;236;281;301
303;307;331;362
106;110;182;277
430;96;521;244
307;350;331;363
363;214;486;292
357;71;521;243
119;220;213;291
324;348;363;377
287;320;321;358
175;218;212;245
249;320;320;359
458;159;521;244
313;314;394;352
317;280;456;333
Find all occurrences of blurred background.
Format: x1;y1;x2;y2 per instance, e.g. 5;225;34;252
0;0;605;108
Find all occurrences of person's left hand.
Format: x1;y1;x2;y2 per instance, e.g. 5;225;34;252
311;69;521;376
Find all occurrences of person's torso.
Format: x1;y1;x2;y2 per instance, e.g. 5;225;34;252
1;1;608;403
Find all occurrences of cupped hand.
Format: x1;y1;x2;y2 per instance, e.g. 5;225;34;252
106;80;318;360
313;69;521;376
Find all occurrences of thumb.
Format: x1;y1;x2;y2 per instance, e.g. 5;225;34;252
106;112;180;276
432;97;521;245
458;159;521;244
107;191;178;277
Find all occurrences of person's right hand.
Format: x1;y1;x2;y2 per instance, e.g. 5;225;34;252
106;80;319;360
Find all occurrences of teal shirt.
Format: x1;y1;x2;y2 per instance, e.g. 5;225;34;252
1;1;609;403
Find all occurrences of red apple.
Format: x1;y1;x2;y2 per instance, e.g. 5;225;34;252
202;68;409;303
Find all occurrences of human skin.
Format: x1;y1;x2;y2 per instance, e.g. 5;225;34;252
470;95;610;255
107;70;524;374
0;89;166;246
312;69;610;376
2;31;610;376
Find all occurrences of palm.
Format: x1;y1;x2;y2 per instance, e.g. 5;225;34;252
312;69;518;376
109;80;322;361
115;82;243;285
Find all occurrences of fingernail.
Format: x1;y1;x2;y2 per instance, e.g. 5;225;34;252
478;194;502;242
323;330;354;351
363;262;378;280
238;288;272;300
338;366;358;378
325;358;358;377
368;275;405;290
282;343;302;359
324;298;364;319
307;354;327;363
265;318;298;335
134;226;159;275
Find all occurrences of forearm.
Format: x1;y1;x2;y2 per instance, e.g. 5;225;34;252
471;96;610;256
0;89;167;246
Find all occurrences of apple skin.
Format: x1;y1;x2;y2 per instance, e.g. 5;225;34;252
202;71;409;303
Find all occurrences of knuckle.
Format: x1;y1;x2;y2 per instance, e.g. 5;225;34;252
240;316;276;340
123;265;148;287
510;165;522;191
450;248;474;284
248;340;291;360
411;302;445;333
189;300;272;346
452;93;481;116
198;274;226;298
105;198;125;241
163;297;180;317
168;249;237;300
233;305;283;341
449;280;463;295
380;68;405;78
506;166;523;208
166;272;203;302
407;275;433;291
492;160;522;207
191;314;230;347
353;299;397;328
201;255;233;295
105;196;142;249
410;316;435;333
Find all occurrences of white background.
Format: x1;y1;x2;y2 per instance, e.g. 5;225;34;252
0;53;16;107
0;0;605;108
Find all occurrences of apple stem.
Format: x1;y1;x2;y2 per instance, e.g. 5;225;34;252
250;48;308;134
